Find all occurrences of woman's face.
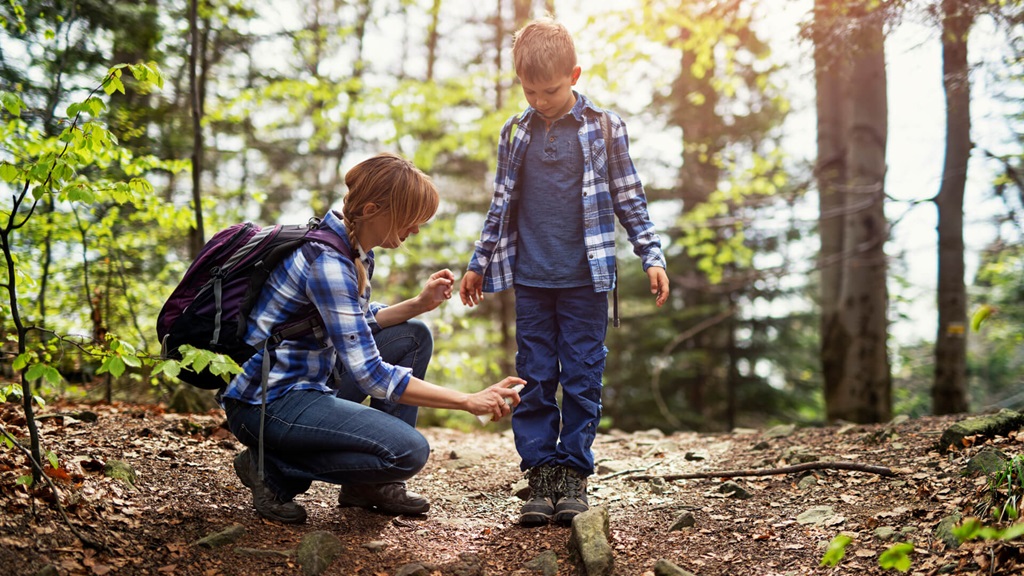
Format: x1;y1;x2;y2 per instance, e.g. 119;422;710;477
361;209;421;250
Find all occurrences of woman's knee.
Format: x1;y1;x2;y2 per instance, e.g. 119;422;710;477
406;319;433;358
396;429;431;475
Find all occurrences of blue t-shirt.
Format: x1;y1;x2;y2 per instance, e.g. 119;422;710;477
514;112;591;288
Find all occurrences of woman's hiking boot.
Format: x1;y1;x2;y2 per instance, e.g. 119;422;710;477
519;464;560;526
553;467;589;525
338;482;430;515
233;449;308;524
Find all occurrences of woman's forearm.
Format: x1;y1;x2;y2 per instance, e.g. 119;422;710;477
373;296;427;328
398;377;470;411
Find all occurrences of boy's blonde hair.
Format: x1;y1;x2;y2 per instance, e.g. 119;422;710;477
341;152;439;294
512;17;577;83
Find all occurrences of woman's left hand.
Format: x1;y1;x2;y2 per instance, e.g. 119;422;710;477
418;269;455;312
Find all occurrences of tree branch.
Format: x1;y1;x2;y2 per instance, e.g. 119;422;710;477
625;460;896;481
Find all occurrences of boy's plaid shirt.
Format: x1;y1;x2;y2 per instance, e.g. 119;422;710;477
467;92;666;293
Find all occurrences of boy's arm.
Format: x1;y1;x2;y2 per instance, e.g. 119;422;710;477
466;117;517;275
605;113;667;272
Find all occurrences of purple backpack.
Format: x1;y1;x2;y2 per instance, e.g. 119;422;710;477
157;218;351;389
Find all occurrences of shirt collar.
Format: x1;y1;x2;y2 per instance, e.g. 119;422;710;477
519;91;602;128
323;209;373;266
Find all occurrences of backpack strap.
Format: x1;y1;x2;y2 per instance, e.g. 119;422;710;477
597;110;621;329
252;223;352;482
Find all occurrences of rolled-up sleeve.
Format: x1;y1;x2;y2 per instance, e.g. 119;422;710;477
305;253;412;401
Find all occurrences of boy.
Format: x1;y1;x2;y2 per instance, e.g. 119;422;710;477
459;17;669;526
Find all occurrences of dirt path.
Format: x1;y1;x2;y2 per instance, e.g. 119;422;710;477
1;401;1021;575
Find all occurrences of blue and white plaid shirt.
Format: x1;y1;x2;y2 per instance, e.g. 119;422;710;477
220;210;412;406
467;92;666;293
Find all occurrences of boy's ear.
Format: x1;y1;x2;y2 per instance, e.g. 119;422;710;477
571;66;581;84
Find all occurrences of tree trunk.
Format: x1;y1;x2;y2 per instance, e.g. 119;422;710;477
933;0;973;415
188;0;205;257
835;4;891;423
815;1;892;423
814;0;850;398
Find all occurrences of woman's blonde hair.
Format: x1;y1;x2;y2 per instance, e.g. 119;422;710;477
341;152;439;295
512;17;577;83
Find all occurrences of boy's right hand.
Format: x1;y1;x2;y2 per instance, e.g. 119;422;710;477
459;270;484;307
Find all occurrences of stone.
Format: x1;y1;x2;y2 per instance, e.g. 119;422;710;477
570;506;614;576
796;506;836;526
102;459;138;489
797;475;817;490
718;481;752;499
764;424;796;438
192;524;245;548
668;512;696;531
933;513;963;550
653;558;697;576
296;531;344;576
964;448;1009;476
523;549;559;576
938;409;1024;453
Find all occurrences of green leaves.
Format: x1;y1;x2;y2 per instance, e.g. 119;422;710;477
878;542;914;572
0;91;24;117
174;345;243;384
820;533;852;567
24;363;62;386
954;516;1024;543
820;535;919;572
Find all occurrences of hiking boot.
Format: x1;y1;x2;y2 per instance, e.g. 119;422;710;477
233;449;307;525
338;482;430;515
553;467;589;525
519;464;560;527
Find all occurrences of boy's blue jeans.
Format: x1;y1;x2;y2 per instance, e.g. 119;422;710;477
512;285;608;476
224;320;433;500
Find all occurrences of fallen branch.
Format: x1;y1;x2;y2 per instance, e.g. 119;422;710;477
625;461;896;481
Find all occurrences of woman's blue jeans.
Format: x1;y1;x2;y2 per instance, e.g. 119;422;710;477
224;320;434;500
512;285;608;476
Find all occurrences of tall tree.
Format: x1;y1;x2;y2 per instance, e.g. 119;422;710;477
813;0;892;423
932;0;973;414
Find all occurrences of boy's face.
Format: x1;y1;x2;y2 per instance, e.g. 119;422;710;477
520;65;581;123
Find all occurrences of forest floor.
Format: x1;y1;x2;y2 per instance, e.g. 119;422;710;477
1;399;1022;576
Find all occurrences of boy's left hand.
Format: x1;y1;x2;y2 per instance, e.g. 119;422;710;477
648;266;669;307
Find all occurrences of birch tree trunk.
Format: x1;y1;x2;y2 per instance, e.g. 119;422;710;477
933;0;973;414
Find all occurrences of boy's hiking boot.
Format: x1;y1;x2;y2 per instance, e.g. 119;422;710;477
233;449;307;525
519;464;560;526
553;467;589;525
338;482;430;515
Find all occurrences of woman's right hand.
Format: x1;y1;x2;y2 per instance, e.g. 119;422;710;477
467;377;526;422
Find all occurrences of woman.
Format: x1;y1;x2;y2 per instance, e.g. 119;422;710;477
221;152;524;524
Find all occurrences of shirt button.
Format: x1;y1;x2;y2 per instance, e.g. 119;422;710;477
589;253;594;259
549;137;555;142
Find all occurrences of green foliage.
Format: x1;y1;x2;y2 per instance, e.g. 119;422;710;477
982;454;1024;522
954;516;1024;543
820;533;852;567
878;542;914;572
